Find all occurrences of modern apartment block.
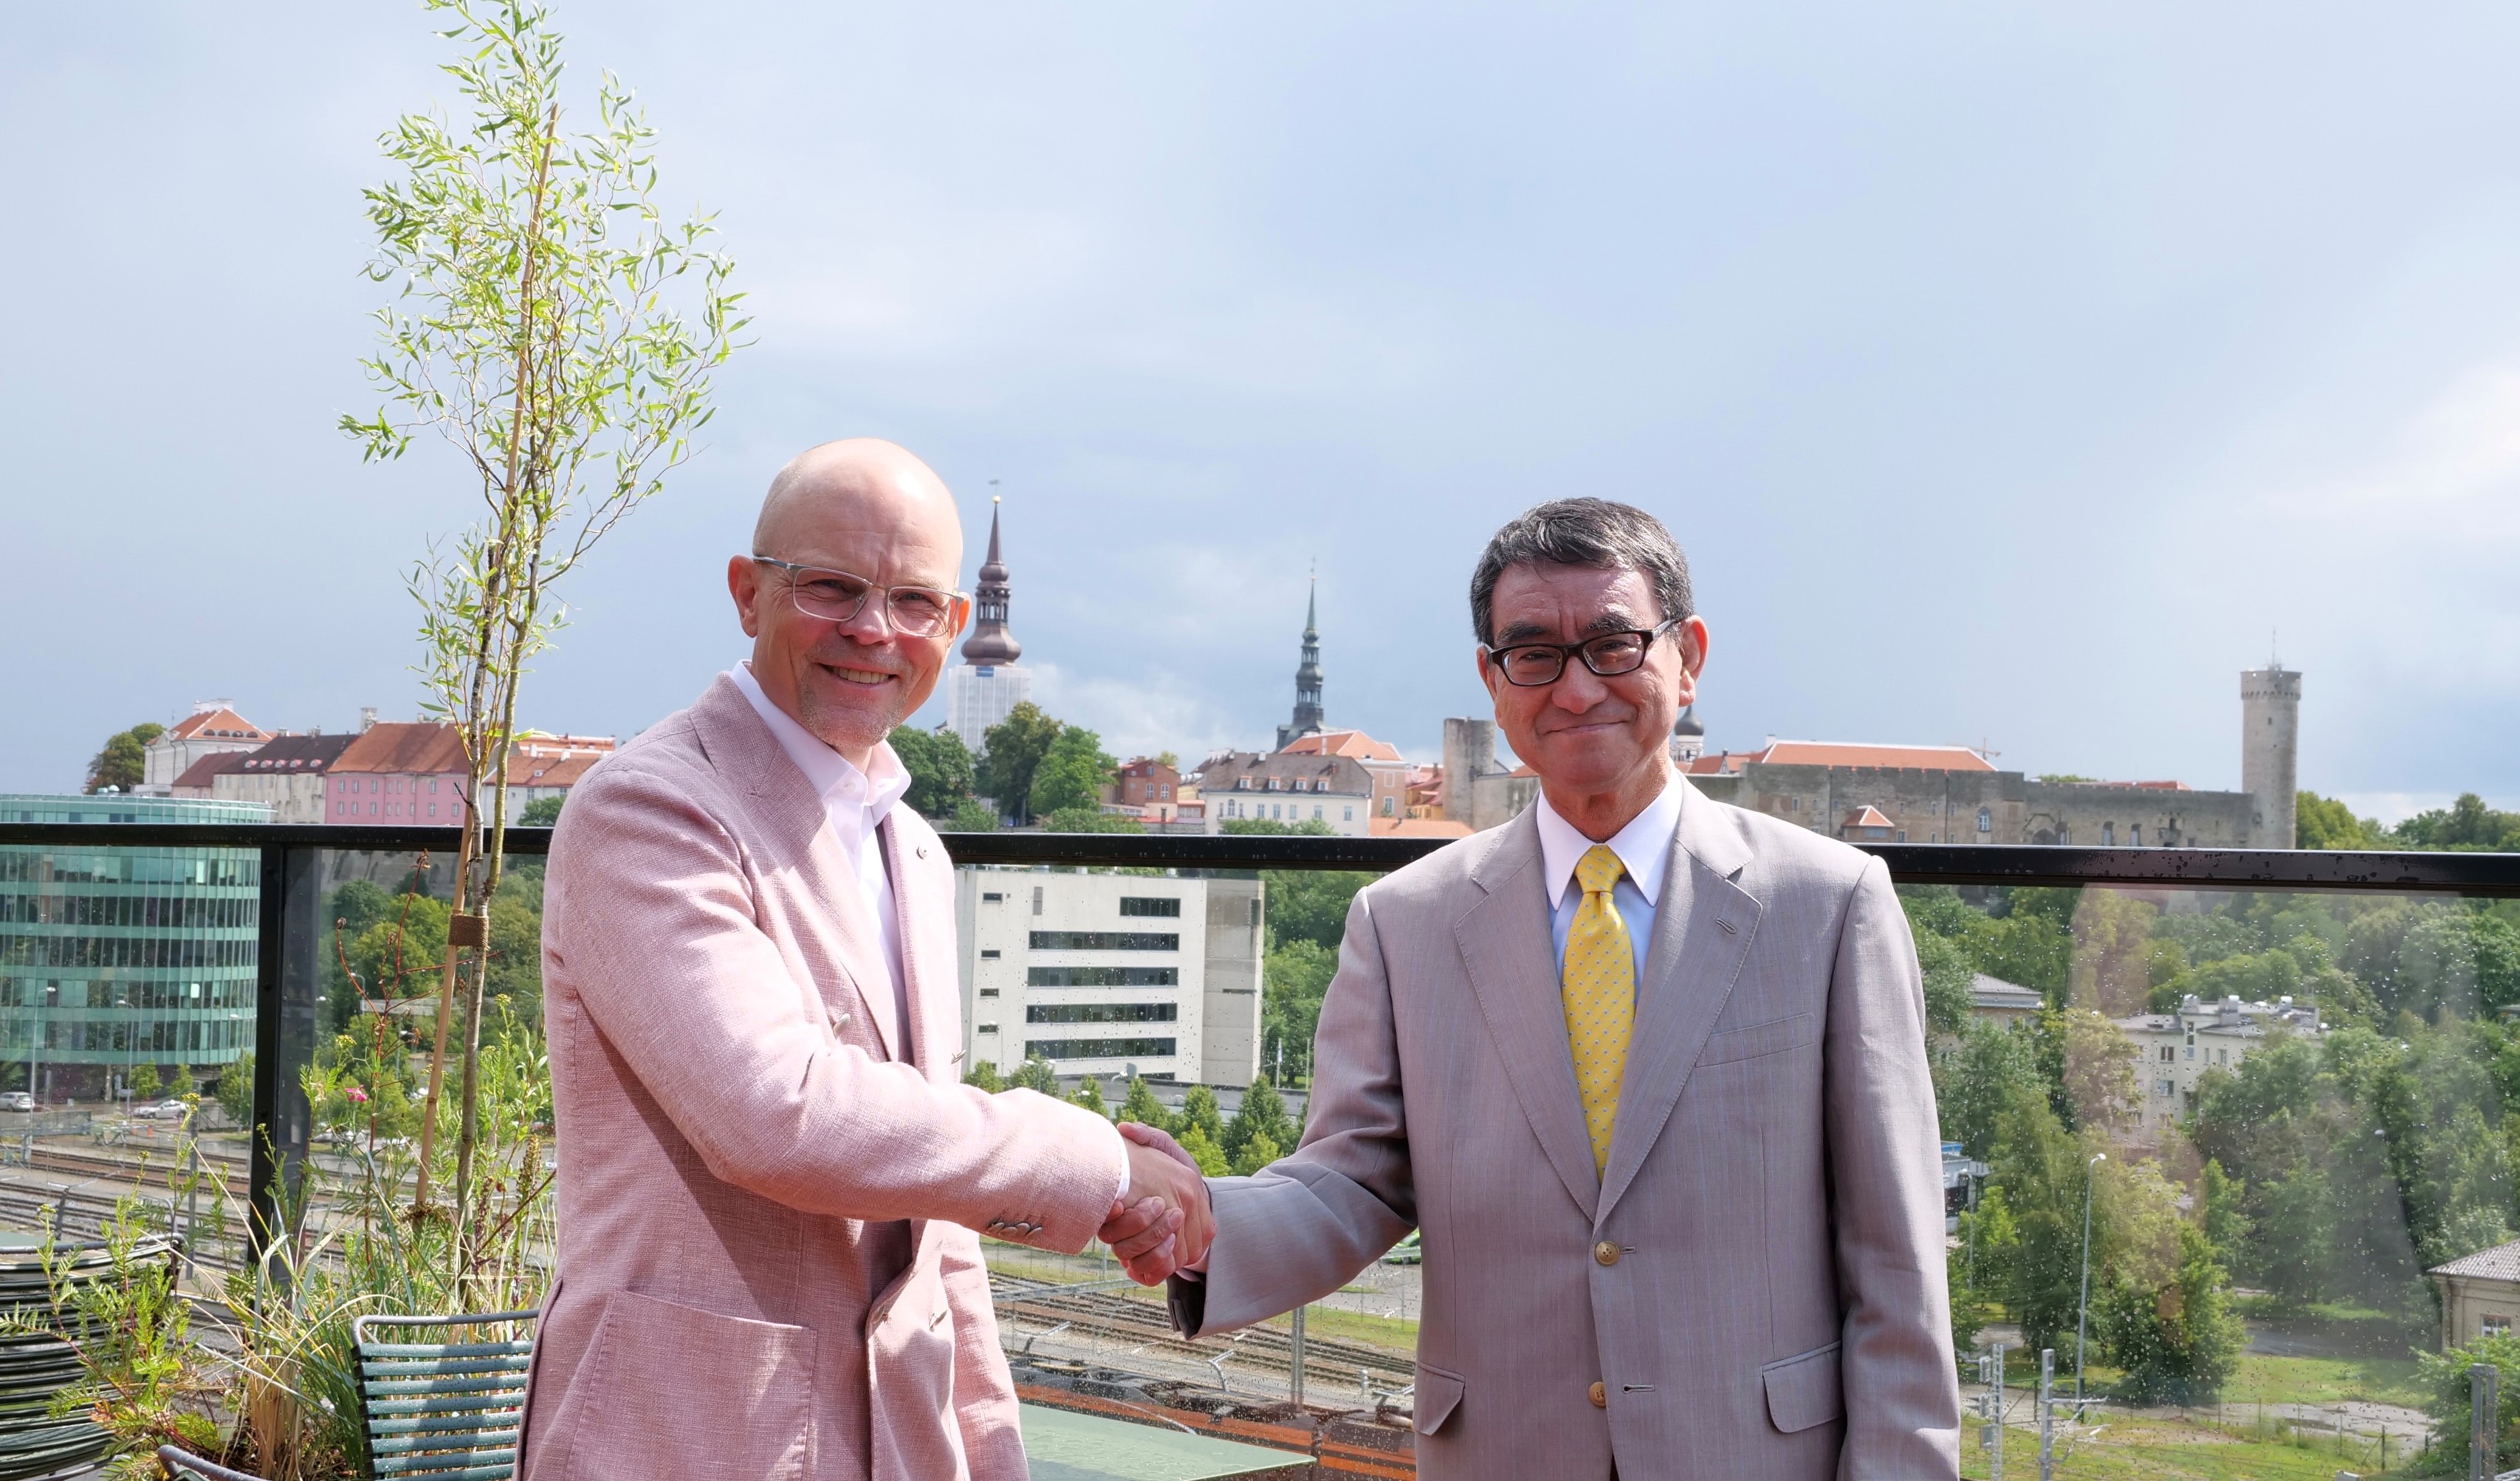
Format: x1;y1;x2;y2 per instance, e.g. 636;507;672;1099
955;869;1263;1087
0;794;269;1100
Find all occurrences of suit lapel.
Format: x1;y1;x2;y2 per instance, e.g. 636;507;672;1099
1598;781;1761;1222
688;676;902;1062
1452;811;1601;1223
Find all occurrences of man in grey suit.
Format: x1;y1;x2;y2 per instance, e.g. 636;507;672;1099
1123;499;1960;1478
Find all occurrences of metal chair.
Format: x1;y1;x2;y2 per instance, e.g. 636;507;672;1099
0;1240;175;1481
155;1443;270;1481
352;1310;539;1481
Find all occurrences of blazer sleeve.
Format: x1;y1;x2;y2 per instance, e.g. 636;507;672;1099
1825;856;1963;1477
1170;886;1415;1336
939;1226;1026;1481
546;761;1125;1254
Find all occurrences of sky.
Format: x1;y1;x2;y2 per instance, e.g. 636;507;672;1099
7;2;2519;822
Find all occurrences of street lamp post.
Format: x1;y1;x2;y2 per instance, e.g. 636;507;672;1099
2076;1152;2106;1407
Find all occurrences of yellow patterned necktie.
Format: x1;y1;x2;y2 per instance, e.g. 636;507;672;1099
1564;844;1635;1176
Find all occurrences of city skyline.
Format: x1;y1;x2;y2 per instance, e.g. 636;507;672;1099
9;4;2520;819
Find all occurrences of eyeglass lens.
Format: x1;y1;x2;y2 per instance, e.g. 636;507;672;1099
786;568;955;636
1498;632;1652;686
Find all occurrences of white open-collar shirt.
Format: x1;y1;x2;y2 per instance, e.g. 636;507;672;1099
1533;772;1684;992
731;664;1130;1198
729;662;914;1042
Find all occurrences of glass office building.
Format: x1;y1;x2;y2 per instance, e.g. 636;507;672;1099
0;794;268;1102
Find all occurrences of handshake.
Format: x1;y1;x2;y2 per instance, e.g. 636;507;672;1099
1096;1122;1213;1285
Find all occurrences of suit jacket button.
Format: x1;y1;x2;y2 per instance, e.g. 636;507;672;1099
1589;1381;1607;1408
1593;1240;1620;1267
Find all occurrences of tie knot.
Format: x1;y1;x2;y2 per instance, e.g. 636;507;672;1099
1576;844;1625;896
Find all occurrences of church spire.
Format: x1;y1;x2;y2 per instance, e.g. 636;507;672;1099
1278;567;1325;750
959;496;1021;666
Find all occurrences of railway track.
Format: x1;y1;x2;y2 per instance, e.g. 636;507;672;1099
991;1272;1415;1403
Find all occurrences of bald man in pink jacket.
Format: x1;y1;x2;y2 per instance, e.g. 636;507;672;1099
519;440;1209;1481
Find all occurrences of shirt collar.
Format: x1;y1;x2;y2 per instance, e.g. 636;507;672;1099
1535;772;1684;910
727;662;911;822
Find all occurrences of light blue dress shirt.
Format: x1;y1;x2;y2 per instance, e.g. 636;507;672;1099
1532;776;1686;994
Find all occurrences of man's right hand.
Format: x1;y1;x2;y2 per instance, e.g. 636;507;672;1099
1099;1123;1212;1285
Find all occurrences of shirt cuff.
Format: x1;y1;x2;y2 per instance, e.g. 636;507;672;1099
1113;1131;1130;1203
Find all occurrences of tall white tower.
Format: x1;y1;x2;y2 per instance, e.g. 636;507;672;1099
944;498;1031;752
2240;659;2301;850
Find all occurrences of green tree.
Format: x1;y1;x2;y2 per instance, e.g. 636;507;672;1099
1009;1055;1060;1095
127;1063;161;1102
890;725;976;818
83;723;165;794
1229;1132;1283;1178
1916;929;1974;1039
975;703;1062;821
2296;791;2385;850
1988;1090;2090;1355
2398;793;2520;852
1953;1184;2019;1355
343;0;746;1239
1221;817;1337;836
2198;1158;2249;1266
1261;868;1367;952
1045;805;1143;834
2096;1220;2245;1404
2421;1330;2520;1476
962;1059;1005;1093
1117;1076;1173;1132
1263;938;1336;1084
948;797;998;832
1176;1124;1229;1176
1068;1076;1110;1119
1936;1021;2038;1158
1177;1085;1227;1146
215;1054;254;1127
1029;725;1117;819
1224;1079;1296;1164
518;794;565;827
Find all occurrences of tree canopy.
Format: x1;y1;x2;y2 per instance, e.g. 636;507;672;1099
84;722;165;794
890;725;977;818
1029;724;1118;819
975;703;1062;822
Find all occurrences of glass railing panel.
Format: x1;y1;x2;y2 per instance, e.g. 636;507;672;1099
1924;878;2516;1475
0;832;258;1260
958;857;1417;1419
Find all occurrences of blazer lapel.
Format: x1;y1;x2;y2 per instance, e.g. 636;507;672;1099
1598;781;1761;1223
1452;810;1601;1223
688;676;902;1061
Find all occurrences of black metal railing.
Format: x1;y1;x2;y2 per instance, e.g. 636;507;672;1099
4;817;2519;1250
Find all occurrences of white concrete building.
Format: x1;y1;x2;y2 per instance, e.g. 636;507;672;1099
955;870;1264;1087
2115;992;2321;1135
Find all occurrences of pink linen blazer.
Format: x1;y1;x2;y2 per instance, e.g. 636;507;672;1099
1170;782;1961;1480
519;676;1125;1481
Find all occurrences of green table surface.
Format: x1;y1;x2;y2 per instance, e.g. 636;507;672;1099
1019;1401;1308;1481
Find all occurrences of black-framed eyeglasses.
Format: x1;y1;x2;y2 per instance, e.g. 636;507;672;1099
751;556;970;639
1483;617;1681;687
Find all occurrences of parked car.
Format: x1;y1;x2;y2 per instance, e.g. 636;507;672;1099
133;1099;191;1121
0;1093;32;1113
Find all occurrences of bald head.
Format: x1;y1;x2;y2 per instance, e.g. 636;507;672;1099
754;437;961;563
731;438;969;766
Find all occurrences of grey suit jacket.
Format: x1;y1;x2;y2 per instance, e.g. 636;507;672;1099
1170;782;1960;1480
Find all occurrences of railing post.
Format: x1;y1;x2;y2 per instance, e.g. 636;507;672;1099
248;843;286;1265
1289;1303;1305;1410
247;843;319;1273
2039;1348;2055;1481
2473;1362;2498;1481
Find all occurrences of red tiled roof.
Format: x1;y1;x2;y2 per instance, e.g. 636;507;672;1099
171;751;254;789
166;706;270;744
334;724;611;783
1745;740;1994;773
1279;729;1404;763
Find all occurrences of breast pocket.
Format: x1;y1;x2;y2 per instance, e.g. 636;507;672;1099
1696;1012;1817;1068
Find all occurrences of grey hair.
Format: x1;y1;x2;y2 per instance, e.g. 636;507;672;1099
1469;498;1693;646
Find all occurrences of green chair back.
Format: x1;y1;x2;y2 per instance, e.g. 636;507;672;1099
353;1310;539;1481
0;1239;174;1481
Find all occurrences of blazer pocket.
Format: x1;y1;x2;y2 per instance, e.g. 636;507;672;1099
565;1292;818;1481
1759;1341;1844;1434
1413;1360;1466;1436
1698;1012;1818;1068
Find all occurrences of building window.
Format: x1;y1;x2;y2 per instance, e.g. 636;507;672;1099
1029;966;1179;986
1119;897;1182;918
1029;932;1179;952
979;988;998;997
1032;887;1044;915
2488;1315;2513;1337
1026;1003;1179;1024
980;949;1000;960
1344;807;1353;822
977;1023;999;1036
2102;823;2115;847
1977;808;1992;834
2130;824;2143;845
1025;1037;1176;1062
1313;805;1324;819
982;892;1004;903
